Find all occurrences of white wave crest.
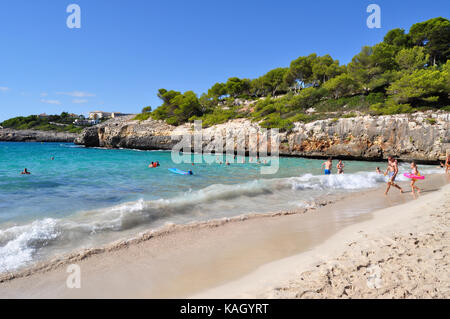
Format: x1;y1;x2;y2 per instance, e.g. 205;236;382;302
0;218;60;273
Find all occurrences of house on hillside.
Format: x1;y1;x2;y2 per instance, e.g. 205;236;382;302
73;118;100;126
88;111;112;120
111;112;132;118
69;113;84;119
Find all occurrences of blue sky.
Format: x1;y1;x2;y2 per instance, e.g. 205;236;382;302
0;0;448;121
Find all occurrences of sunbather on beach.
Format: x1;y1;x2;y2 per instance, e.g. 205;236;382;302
321;158;333;175
384;156;404;195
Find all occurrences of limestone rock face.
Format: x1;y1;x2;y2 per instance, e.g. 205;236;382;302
74;115;177;150
286;112;449;162
74;112;450;163
0;129;77;143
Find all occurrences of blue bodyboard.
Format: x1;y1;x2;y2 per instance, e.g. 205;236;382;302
168;168;189;175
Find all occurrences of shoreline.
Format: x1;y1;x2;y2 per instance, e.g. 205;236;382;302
197;179;449;299
0;174;448;298
0;190;346;283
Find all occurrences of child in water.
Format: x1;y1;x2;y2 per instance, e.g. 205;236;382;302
410;162;421;195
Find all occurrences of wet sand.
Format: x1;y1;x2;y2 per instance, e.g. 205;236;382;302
0;174;448;298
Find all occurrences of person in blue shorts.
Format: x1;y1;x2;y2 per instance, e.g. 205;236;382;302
321;158;333;175
384;156;404;195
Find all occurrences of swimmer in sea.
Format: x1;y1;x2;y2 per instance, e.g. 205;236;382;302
188;170;193;175
321;158;333;175
148;161;154;168
384;156;404;195
21;168;31;175
376;167;382;174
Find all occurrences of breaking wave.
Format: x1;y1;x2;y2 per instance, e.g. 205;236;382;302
0;167;443;273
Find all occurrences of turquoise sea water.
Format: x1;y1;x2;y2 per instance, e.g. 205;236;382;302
0;142;441;273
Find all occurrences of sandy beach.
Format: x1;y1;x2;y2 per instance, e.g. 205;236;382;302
0;174;448;299
197;176;450;299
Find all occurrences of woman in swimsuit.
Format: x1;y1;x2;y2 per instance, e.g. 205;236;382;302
336;160;344;174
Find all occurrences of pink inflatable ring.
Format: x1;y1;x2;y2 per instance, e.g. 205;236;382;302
403;173;425;180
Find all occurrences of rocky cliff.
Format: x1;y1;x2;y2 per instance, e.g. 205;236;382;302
0;128;77;143
74;112;450;163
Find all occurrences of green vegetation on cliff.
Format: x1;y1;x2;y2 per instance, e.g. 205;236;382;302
135;17;450;131
0;112;83;133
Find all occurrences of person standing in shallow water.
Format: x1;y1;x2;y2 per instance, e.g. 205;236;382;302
384;156;404;195
337;160;345;174
440;154;450;174
321;158;333;175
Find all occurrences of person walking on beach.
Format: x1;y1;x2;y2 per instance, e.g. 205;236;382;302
321;158;333;175
384;156;403;195
410;162;421;195
440;154;450;174
337;160;344;174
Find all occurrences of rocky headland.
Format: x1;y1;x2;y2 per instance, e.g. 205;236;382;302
0;128;77;143
74;112;449;163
